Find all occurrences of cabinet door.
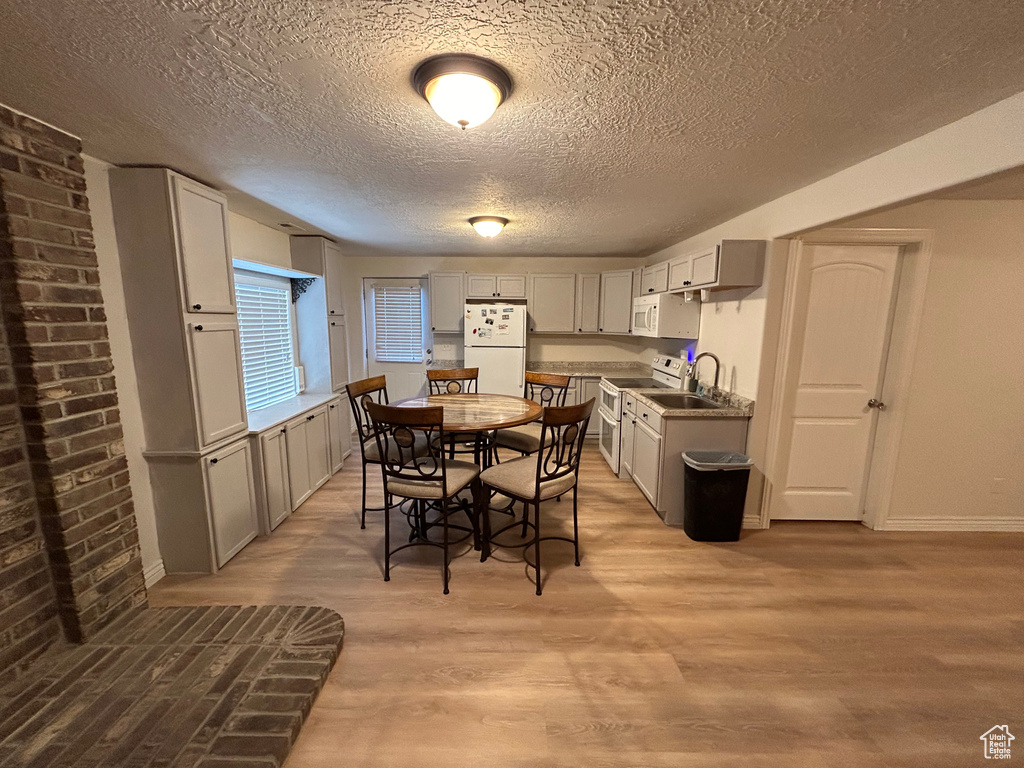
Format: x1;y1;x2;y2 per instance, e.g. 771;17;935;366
495;275;526;298
466;274;497;298
306;407;332;491
172;176;235;314
632;420;662;507
204;439;258;567
261;428;291;530
641;263;668;295
689;247;720;287
575;274;600;333
563;382;578;407
328;318;349;392
599;270;634;335
580;378;602;437
324;242;346;317
528;274;577;333
327;399;347;473
620;411;635;477
188;322;248;447
286;417;312;510
429;272;465;332
667;255;692;291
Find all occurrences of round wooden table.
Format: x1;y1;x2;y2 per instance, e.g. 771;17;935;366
389;393;542;432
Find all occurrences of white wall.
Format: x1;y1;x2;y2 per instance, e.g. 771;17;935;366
644;91;1024;401
342;255;673;380
84;156;164;585
838;200;1024;526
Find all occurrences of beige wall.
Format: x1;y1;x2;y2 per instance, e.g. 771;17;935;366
84;156;164;584
228;212;292;268
837;199;1024;525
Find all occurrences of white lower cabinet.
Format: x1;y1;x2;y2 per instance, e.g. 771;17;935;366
620;410;635;477
259;427;292;531
327;398;349;473
286;406;332;511
631;419;662;508
204;439;259;568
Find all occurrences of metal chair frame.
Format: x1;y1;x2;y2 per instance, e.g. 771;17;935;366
345;376;390;529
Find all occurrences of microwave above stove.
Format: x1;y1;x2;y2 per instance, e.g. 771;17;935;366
632;293;701;339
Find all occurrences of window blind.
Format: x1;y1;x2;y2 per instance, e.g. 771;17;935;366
234;281;297;411
373;285;424;363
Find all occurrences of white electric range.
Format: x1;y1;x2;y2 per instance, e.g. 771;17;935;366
598;355;686;474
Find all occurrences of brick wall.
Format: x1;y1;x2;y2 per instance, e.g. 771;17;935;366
0;105;146;648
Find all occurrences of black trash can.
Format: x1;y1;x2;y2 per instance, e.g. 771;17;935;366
681;451;753;542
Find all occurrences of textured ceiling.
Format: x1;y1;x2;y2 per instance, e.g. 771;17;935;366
1;1;1024;257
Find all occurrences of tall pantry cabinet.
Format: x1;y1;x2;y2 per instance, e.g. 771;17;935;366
109;168;258;574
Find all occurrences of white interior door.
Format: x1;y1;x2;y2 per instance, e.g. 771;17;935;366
364;278;429;401
772;244;900;521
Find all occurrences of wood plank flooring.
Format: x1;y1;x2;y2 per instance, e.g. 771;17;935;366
150;445;1024;767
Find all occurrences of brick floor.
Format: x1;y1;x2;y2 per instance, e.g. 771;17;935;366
0;605;344;767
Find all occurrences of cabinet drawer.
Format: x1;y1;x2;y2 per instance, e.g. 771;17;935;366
624;393;637;415
634;402;662;432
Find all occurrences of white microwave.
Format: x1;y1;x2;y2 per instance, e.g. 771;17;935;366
631;293;701;339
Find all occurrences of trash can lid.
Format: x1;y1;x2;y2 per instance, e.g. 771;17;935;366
682;451;753;470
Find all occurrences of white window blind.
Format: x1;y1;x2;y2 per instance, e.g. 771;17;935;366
234;280;297;411
373;285;424;363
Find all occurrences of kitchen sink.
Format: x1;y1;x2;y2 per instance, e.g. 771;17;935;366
646;393;723;410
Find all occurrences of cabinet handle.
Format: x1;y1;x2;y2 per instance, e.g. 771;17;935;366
192;303;201;310
307;414;315;421
280;428;286;434
330;310;335;314
195;325;203;331
210;458;218;464
330;404;335;409
599;328;603;332
431;326;435;331
647;288;653;293
330;322;336;326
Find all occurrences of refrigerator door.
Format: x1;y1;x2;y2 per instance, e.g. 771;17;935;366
464;302;527;347
464;346;525;397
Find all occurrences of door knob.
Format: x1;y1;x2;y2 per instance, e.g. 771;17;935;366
867;399;886;411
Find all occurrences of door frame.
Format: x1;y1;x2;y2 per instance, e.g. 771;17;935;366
760;228;933;530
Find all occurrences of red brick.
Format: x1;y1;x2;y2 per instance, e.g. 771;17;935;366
0;169;72;206
40;285;102;304
17;157;86;192
33;243;97;267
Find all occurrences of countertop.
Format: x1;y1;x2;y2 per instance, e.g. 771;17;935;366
246;392;341;434
624;387;754;419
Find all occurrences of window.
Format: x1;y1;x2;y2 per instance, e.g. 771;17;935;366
234;273;297;411
373;284;425;363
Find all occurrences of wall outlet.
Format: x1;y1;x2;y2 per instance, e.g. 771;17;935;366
990;477;1007;495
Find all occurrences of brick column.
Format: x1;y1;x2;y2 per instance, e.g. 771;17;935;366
0;105;146;643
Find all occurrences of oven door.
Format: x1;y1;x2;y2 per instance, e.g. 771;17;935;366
631;299;657;337
598;380;621;416
598;407;620;474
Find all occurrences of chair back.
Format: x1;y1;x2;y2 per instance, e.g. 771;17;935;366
524;371;570;407
366;402;448;490
427;367;479;394
535;398;595;489
345;376;389;446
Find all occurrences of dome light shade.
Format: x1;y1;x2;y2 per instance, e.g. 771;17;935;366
414;54;512;130
469;216;508;238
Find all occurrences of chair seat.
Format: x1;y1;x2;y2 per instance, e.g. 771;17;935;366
479;456;576;501
493;423;545;454
386;459;481;500
363;432;430;463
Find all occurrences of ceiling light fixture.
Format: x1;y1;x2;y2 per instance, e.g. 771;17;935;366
413;54;512;130
469;216;508;238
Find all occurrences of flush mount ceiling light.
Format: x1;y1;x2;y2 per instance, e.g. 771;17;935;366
413;54;512;130
469;216;508;238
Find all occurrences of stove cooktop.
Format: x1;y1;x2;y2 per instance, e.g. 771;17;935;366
603;377;671;389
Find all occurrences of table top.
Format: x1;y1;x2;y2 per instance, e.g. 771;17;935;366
390;393;543;432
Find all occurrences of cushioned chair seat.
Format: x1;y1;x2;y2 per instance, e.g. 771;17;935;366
479;456;576;501
363;432;430;463
493;423;546;454
386;459;480;500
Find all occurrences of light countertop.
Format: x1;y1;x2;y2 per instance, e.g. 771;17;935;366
624;387;754;419
246;392;341;434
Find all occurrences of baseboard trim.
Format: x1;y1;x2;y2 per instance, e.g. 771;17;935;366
144;559;166;588
742;516;768;529
880;517;1024;532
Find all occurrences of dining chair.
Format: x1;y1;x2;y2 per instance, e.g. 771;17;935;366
479;398;595;595
345;376;429;529
493;372;571;457
426;367;489;464
366;402;485;594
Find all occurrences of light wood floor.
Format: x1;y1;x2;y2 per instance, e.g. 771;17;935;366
151;445;1024;767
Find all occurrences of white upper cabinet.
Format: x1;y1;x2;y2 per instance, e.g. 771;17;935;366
467;274;527;299
599;270;634;335
187;321;248;447
640;263;669;295
429;272;465;332
528;274;577;333
171;175;235;315
324;242;346;317
575;273;601;334
666;240;766;293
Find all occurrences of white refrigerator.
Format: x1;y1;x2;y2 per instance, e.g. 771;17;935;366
464;300;527;396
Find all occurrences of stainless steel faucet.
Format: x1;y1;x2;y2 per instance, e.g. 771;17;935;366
688;352;721;393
